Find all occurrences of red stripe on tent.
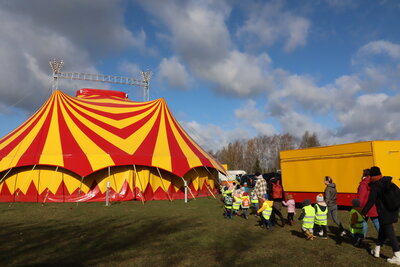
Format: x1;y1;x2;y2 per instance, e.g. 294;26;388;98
164;114;191;177
0;98;52;146
64;97;160;139
57;103;93;176
66;96;158;121
61;105;132;173
16;102;54;167
131;111;161;167
0;101;50;163
0;182;13;202
166;107;214;173
15;180;38;202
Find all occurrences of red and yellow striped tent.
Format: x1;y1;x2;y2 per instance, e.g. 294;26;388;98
0;89;225;202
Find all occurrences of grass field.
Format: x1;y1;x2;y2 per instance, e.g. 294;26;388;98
0;197;398;266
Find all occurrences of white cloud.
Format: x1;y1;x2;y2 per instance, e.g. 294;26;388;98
237;0;310;52
235;100;277;135
140;0;274;97
158;57;190;90
356;40;400;60
0;1;145;113
181;120;250;152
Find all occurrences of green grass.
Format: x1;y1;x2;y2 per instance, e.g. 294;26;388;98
0;198;398;266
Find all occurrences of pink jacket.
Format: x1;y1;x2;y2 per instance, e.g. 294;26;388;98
358;177;378;217
282;199;296;213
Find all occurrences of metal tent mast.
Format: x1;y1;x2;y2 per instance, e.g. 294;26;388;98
49;58;152;101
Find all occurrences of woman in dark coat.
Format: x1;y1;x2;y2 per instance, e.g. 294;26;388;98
362;166;399;264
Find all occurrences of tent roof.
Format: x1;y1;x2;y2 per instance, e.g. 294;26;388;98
0;89;225;177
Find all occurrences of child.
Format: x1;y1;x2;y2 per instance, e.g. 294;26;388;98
232;191;242;216
314;194;328;239
298;199;315;240
282;194;296;226
223;191;233;219
241;192;250;219
251;191;259;215
257;198;274;229
349;198;364;247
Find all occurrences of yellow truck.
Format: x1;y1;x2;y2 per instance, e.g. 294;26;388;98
280;140;400;206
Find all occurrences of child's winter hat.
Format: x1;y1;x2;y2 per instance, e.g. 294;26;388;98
243;192;248;196
352;198;361;208
302;198;311;206
316;194;324;202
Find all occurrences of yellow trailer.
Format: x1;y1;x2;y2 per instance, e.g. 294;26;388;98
280;140;400;206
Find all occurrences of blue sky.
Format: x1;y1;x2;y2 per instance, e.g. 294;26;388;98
0;0;400;152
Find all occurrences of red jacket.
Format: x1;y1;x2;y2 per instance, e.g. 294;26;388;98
357;177;378;217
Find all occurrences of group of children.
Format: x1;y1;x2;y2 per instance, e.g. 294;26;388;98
221;184;365;246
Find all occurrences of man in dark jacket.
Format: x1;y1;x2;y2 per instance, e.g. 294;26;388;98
362;166;400;264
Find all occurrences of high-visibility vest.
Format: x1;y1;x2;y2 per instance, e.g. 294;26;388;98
302;205;315;229
349;209;364;235
315;205;328;226
251;197;258;204
262;204;272;220
233;196;242;210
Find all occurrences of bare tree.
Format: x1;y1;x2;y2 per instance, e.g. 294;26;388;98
299;131;321;148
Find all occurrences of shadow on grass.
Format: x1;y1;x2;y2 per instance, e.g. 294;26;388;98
0;217;204;266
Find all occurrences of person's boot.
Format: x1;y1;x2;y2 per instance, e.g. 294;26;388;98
387;251;400;265
371;245;381;258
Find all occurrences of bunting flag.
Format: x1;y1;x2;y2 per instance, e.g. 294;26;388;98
0;89;225;202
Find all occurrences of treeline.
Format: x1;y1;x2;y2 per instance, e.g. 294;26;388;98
211;131;320;174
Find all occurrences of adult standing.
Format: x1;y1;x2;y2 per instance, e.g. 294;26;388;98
362;166;400;264
253;172;267;210
324;176;346;236
357;168;379;237
270;177;285;227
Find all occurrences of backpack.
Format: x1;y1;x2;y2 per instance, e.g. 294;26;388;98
272;180;283;199
224;195;233;206
242;198;250;207
382;179;400;211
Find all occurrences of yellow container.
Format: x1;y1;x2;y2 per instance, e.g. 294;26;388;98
280;140;400;205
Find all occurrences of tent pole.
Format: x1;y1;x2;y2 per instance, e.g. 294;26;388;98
133;165;145;204
76;176;84;206
181;176;196;200
0;167;13;185
193;168;216;199
43;166;58;206
156;168;172;202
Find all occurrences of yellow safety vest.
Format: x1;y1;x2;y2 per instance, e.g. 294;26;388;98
302;205;315;229
315;205;328;226
349;209;364;235
262;204;272;220
233;196;242;210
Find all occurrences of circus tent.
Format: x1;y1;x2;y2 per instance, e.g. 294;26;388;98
0;88;225;202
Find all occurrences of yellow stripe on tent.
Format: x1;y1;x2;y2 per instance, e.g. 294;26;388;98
164;105;202;169
0;100;52;170
59;101;114;172
40;96;64;167
152;104;172;172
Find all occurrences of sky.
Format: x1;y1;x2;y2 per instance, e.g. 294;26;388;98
0;0;400;152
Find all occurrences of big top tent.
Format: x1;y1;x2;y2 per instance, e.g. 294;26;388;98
0;88;225;202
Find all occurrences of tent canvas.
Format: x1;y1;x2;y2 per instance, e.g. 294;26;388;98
0;89;225;202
